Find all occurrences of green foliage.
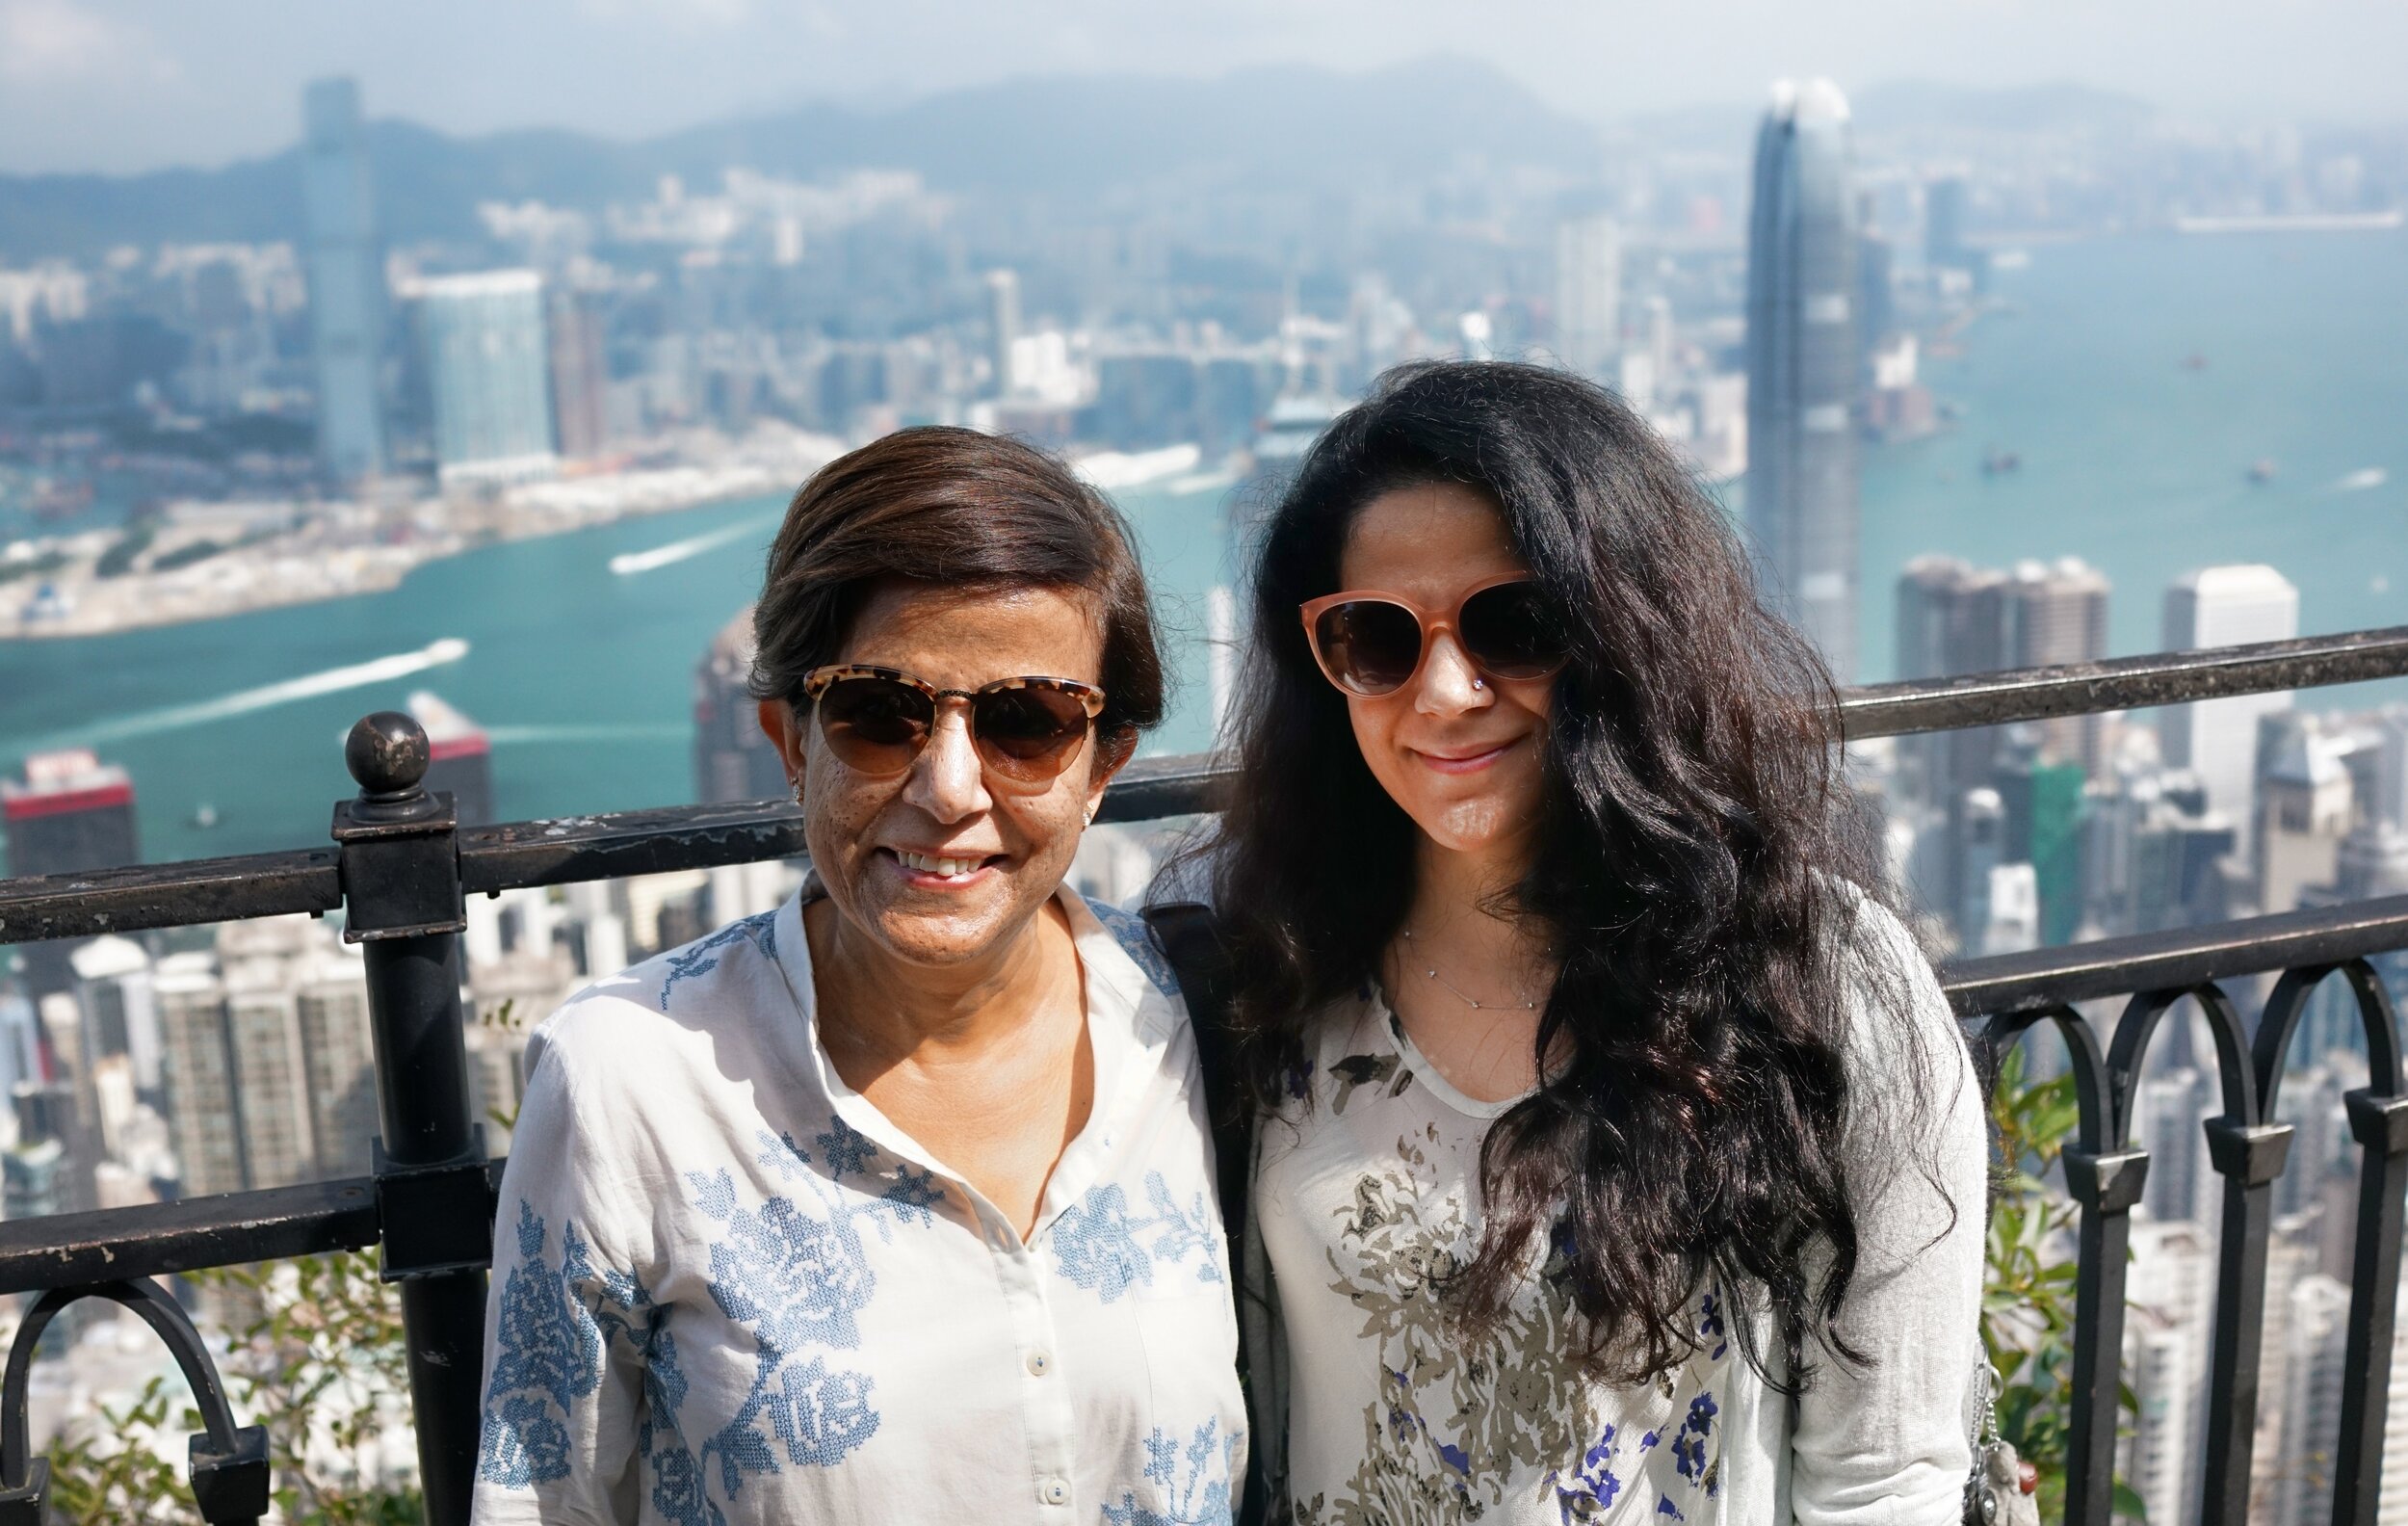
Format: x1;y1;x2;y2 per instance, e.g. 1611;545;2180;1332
42;1251;421;1524
1983;1041;2148;1523
92;525;156;579
0;549;69;585
146;538;226;572
41;1378;192;1524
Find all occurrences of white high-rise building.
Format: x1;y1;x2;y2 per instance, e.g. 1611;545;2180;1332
2161;566;2300;848
2256;1229;2321;1511
419;269;557;487
1554;215;1620;382
2275;1275;2356;1526
152;918;376;1197
2124;1222;2215;1526
2134;1066;2219;1229
2378;1276;2408;1526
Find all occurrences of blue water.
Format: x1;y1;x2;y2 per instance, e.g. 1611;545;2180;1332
1856;229;2408;674
3;228;2405;871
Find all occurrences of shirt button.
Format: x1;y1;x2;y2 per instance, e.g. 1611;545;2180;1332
1041;1477;1070;1507
1027;1350;1052;1377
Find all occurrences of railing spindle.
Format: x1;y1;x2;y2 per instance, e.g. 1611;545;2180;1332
334;713;490;1526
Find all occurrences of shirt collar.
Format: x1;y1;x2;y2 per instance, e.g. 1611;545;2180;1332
766;877;1176;1237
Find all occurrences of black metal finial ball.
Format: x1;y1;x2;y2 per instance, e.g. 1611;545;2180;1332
346;711;430;798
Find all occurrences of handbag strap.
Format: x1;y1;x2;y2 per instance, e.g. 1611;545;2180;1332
1140;901;1268;1525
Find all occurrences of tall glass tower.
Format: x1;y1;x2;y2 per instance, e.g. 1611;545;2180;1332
1744;79;1860;682
419;270;558;487
301;78;386;485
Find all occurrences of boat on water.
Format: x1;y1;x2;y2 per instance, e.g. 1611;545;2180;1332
2248;459;2278;485
189;802;219;829
2181;353;2210;372
1981;448;2023;477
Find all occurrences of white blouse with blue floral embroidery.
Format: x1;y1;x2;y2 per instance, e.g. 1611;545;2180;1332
468;884;1245;1526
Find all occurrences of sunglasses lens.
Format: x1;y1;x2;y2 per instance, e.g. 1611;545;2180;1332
816;677;932;774
1460;581;1567;680
1313;600;1424;696
973;685;1094;779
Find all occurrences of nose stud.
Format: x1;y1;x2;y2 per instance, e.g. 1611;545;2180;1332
1471;676;1486;692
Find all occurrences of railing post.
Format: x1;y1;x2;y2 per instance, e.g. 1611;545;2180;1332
2198;1116;2290;1526
2061;1143;2148;1526
334;713;487;1526
2328;961;2408;1526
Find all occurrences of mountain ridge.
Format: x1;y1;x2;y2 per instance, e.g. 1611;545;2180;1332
0;66;2168;261
0;56;1602;259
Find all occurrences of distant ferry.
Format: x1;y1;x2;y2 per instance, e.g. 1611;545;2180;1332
1981;448;2023;477
2248;459;2278;484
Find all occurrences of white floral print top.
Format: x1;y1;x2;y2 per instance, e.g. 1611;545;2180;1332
1253;898;1988;1526
469;883;1245;1526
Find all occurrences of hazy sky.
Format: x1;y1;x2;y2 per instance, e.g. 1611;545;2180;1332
5;0;2404;176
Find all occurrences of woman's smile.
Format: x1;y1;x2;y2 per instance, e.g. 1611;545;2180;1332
879;844;1006;889
1410;736;1528;775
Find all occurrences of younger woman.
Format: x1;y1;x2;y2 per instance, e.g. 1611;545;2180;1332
1217;362;1984;1525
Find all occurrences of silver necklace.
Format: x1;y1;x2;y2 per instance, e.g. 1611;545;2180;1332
1399;927;1544;1013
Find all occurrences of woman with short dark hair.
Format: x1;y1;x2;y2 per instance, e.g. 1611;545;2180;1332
1215;362;1984;1524
473;427;1243;1525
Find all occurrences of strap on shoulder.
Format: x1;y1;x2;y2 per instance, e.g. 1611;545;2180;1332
1141;901;1269;1526
1141;901;1248;1253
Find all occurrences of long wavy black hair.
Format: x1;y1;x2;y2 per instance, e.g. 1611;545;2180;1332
1212;359;1925;1388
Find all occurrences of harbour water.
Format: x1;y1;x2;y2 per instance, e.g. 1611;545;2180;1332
3;228;2405;871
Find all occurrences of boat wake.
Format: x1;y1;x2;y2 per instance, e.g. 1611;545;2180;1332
2332;467;2389;493
64;639;471;746
609;514;779;576
482;724;688;746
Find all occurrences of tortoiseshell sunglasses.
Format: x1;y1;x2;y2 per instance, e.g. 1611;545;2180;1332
798;665;1109;782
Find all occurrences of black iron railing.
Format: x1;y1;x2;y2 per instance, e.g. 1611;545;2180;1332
1;622;2406;1525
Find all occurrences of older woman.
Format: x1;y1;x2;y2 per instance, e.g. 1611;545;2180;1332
471;427;1243;1525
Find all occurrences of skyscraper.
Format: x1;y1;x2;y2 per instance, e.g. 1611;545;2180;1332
2;750;139;999
1896;555;2009;805
985;269;1022;398
1745;79;1862;682
418;270;557;487
546;288;609;462
1553;215;1620;382
694;607;789;805
2162;565;2299;846
153;918;374;1197
301;78;386;485
1925;176;1973;274
2005;557;2112;774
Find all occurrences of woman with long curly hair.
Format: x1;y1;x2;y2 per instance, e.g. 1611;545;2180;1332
1211;361;1984;1525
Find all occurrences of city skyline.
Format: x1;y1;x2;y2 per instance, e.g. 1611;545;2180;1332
6;1;2408;176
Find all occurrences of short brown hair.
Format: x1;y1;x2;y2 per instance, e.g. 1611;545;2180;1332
749;426;1165;743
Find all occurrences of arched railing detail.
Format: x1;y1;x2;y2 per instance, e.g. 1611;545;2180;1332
0;1277;269;1524
2259;960;2408;1526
